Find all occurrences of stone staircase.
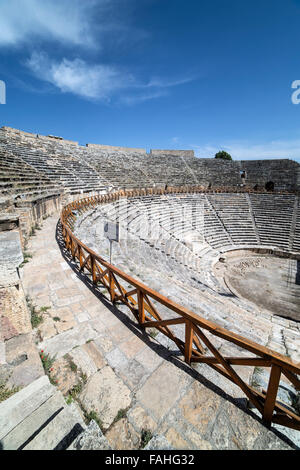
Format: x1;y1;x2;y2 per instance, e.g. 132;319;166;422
0;375;84;450
0;374;114;450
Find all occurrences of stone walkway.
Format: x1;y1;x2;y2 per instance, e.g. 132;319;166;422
19;212;299;450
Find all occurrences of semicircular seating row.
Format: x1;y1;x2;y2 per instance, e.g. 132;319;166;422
74;193;300;365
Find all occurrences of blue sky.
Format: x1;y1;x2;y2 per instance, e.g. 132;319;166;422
0;0;300;161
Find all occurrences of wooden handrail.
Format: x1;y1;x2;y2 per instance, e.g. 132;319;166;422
60;188;300;431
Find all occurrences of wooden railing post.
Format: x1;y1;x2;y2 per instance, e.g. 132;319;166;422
137;290;145;324
91;255;97;284
263;364;282;425
71;240;76;260
109;270;116;303
185;320;194;364
78;245;83;269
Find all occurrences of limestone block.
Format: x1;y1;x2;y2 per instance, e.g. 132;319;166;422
79;366;131;430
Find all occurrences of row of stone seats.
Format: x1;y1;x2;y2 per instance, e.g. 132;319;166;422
0;129;109;195
126;194;233;252
249;194;297;251
80;199;213;290
90;192;300;258
293;196;300;251
0;127;246;190
0;150;61;200
79;193;300;291
206;193;258;245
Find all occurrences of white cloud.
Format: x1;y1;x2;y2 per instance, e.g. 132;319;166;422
0;0;198;105
192;139;300;163
119;89;169;105
118;76;197;105
26;51;196;103
26;52;134;100
0;0;100;48
146;76;197;89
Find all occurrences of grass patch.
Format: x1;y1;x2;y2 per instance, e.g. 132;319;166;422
69;382;83;397
31;310;43;329
140;429;153;449
30;223;41;237
149;328;158;339
26;296;44;328
85;410;104;431
69;360;78;373
19;251;33;268
113;408;128;424
53;317;60;322
40;306;51;313
65;394;73;405
68;371;87;399
0;383;20;403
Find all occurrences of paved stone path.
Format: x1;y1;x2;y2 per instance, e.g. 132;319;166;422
19;212;299;450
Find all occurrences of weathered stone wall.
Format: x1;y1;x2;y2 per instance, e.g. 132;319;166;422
38;135;79;146
184;158;300;191
179;158;241;188
239;159;300;191
1;126;78;146
86;143;146;154
1;126;37;138
0;285;32;341
0;198;15;213
0;222;31;342
15;194;61;240
150;149;195;158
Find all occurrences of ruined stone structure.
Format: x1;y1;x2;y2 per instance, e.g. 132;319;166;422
1;127;299;194
0;126;299;450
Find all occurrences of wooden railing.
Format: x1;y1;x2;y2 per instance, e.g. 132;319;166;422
60;188;300;431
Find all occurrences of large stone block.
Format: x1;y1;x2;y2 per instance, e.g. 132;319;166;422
79;366;131;430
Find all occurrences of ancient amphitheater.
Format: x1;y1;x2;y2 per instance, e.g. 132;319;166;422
0;126;299;450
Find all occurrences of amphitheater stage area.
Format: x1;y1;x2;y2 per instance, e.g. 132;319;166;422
214;250;300;322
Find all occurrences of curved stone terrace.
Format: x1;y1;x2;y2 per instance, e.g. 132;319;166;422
13;206;300;450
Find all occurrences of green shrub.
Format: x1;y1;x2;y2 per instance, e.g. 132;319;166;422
215;150;232;160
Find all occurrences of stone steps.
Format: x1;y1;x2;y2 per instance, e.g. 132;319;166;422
0;375;86;450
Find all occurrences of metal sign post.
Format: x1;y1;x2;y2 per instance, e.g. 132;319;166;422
109;239;113;265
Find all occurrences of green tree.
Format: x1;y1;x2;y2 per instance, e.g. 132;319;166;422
215;150;232;161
